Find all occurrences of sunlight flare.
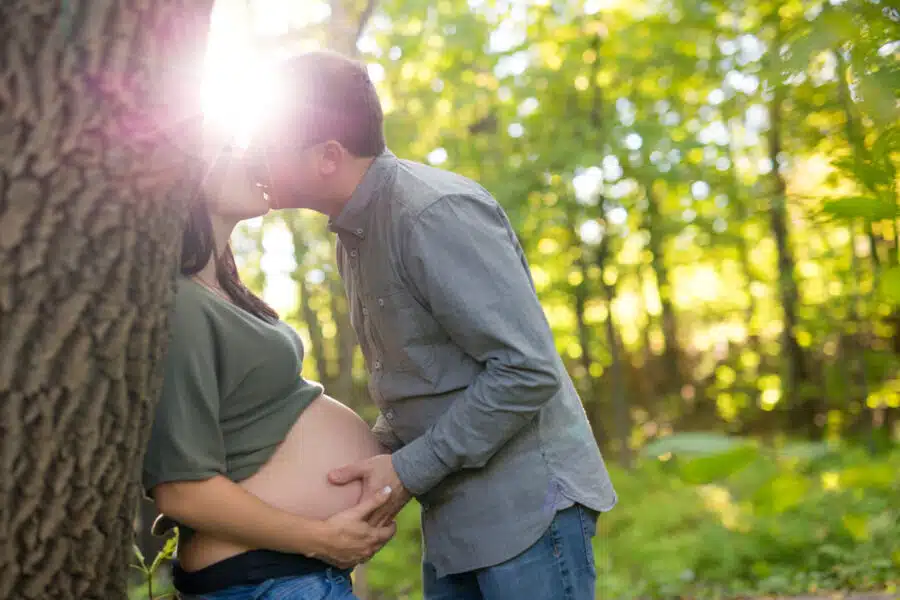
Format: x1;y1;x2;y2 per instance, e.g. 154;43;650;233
201;0;280;148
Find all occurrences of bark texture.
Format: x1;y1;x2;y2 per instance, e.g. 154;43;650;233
0;2;213;598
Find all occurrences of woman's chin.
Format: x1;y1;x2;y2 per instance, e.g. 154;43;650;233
263;190;285;211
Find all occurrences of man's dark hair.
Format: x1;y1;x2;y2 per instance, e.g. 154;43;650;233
278;50;385;157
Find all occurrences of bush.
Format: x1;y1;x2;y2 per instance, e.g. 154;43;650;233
131;439;900;599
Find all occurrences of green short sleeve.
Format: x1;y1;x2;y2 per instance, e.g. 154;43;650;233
142;286;226;496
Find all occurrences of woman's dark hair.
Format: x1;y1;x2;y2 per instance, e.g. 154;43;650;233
180;196;279;322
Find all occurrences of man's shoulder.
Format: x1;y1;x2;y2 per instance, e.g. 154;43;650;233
390;159;495;223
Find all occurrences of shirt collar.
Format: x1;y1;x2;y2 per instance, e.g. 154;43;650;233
329;149;397;238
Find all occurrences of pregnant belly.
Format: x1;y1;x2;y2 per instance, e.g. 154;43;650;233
180;394;384;571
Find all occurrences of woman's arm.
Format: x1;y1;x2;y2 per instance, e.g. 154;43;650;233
153;476;395;568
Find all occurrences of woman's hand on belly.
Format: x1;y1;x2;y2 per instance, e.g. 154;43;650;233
179;395;391;571
315;487;399;569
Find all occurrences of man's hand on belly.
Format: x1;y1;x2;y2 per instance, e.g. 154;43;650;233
328;454;413;526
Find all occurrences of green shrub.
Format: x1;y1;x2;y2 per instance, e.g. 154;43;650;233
131;439;900;599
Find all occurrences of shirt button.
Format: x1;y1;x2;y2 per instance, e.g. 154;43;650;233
362;307;369;316
377;298;385;307
355;228;364;236
374;360;382;370
385;409;395;420
350;250;358;258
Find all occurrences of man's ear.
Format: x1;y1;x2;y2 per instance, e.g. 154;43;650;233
318;140;345;176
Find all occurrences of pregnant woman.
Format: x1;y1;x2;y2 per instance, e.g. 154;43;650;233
142;150;393;599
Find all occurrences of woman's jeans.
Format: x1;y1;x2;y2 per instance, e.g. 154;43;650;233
422;504;599;600
184;568;357;600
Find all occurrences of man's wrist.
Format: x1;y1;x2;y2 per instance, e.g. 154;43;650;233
392;434;452;496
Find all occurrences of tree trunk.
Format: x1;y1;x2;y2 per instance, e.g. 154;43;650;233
0;2;213;597
643;180;679;386
298;273;331;385
766;17;808;429
600;260;631;469
329;275;358;406
723;99;761;354
328;0;377;56
564;204;597;401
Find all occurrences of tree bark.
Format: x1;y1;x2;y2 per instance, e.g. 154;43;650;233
0;2;213;597
766;16;808;428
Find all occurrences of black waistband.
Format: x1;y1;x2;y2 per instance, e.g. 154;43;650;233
172;549;332;595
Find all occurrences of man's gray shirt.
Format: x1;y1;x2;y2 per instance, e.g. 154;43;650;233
331;150;617;577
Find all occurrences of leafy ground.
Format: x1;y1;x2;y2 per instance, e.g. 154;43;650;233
132;436;899;600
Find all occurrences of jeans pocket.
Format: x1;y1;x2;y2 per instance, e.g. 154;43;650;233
576;505;598;575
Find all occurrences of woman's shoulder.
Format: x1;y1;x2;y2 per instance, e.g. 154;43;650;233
171;276;217;330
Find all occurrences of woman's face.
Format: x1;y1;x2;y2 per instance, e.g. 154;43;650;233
202;151;271;221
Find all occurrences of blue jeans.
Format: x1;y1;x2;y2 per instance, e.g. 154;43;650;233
184;568;358;600
423;504;598;600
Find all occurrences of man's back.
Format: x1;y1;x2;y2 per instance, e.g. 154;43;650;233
331;150;617;577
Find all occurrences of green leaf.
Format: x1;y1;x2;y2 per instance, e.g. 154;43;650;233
858;69;900;126
643;432;747;457
879;267;900;305
149;531;180;573
821;196;898;222
839;463;895;489
841;514;870;541
752;473;811;514
132;543;146;569
777;441;835;461
678;445;759;484
819;10;858;41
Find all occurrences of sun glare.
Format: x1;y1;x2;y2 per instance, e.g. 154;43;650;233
201;0;277;149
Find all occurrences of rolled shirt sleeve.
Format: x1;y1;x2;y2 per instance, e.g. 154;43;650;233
391;194;561;496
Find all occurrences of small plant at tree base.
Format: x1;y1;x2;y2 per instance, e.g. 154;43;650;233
131;530;179;600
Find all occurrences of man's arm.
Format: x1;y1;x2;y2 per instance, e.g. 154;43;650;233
391;194;561;496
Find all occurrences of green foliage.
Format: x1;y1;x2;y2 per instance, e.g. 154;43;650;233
131;0;900;596
130;444;899;600
129;532;178;600
594;443;900;599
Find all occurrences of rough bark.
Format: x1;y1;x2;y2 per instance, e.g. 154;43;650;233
0;2;213;598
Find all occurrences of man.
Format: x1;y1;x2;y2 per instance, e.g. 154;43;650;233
254;50;617;600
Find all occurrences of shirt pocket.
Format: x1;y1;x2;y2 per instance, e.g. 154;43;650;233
369;287;435;374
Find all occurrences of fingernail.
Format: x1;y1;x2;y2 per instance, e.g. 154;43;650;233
382;486;392;494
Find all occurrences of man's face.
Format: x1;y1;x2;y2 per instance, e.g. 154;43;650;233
244;135;324;211
246;100;342;211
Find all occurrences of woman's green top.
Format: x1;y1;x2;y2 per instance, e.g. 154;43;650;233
142;277;324;541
